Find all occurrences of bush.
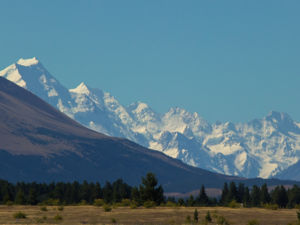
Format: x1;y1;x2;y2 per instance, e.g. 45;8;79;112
40;206;48;211
263;203;278;210
194;209;198;222
111;218;117;223
79;200;87;205
54;214;63;221
57;206;64;211
228;200;240;208
130;202;138;209
248;219;260;225
185;215;191;223
6;201;14;206
217;215;230;225
166;201;177;207
121;199;131;206
205;211;212;222
103;204;112;212
42;198;60;206
94;198;105;207
143;201;156;208
297;210;300;221
13;212;27;219
35;216;47;223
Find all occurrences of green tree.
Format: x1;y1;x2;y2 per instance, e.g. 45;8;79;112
287;185;300;208
237;183;245;203
187;195;195;206
228;182;238;202
198;185;209;206
260;184;270;204
28;187;38;205
131;187;140;204
221;183;229;205
139;173;164;205
205;211;212;222
194;209;198;222
251;185;260;207
271;185;288;208
71;181;80;203
243;187;251;207
103;182;113;203
15;189;25;205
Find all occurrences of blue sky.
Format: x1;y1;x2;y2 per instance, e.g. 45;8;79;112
0;0;299;122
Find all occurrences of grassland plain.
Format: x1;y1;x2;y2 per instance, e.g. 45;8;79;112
0;205;298;225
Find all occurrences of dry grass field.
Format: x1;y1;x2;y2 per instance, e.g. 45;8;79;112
0;205;298;225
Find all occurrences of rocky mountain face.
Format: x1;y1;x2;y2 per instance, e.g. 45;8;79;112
1;57;300;180
1;76;253;192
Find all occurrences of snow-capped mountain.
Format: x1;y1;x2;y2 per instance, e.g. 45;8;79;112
2;57;300;180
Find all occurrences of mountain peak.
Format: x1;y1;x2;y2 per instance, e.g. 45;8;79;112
70;82;90;95
17;57;39;67
266;111;292;123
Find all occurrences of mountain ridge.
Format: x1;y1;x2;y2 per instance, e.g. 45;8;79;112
1;57;300;180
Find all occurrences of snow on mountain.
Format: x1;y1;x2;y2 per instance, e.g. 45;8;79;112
2;57;300;180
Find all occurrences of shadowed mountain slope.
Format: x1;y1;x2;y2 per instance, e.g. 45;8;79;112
0;77;298;192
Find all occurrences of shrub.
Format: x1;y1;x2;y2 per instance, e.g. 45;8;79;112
35;217;45;223
248;219;260;225
297;210;300;221
111;218;117;223
228;200;240;208
205;211;212;222
13;212;27;219
94;198;105;207
166;201;177;207
54;214;63;221
79;200;87;205
263;203;278;210
217;215;230;225
130;202;138;209
6;201;14;206
185;215;191;223
42;198;60;206
194;209;198;222
121;199;131;206
103;204;112;212
40;206;47;211
57;206;64;211
143;201;156;208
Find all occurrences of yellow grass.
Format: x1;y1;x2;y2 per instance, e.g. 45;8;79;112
0;205;298;225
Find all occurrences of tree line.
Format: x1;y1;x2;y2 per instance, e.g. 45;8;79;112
0;173;300;208
0;173;163;206
180;182;300;208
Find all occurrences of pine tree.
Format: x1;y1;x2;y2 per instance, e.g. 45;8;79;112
28;187;38;205
243;187;251;207
187;195;195;206
198;185;209;206
139;173;164;205
272;185;288;208
260;183;270;204
251;185;261;207
228;182;238;202
221;183;229;205
205;211;212;222
237;183;245;203
15;189;25;205
71;181;80;203
131;187;140;204
103;182;113;203
194;209;198;222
